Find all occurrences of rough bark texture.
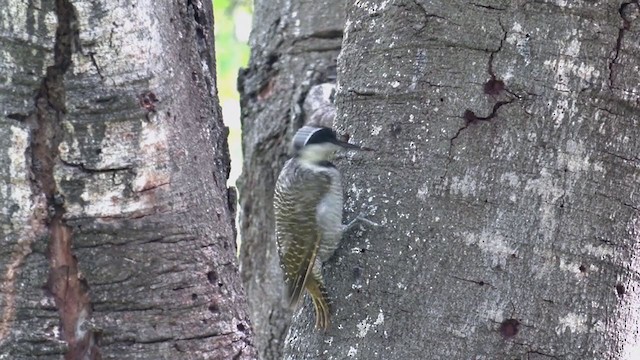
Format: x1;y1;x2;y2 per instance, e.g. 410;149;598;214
237;0;345;358
280;0;640;359
0;0;256;359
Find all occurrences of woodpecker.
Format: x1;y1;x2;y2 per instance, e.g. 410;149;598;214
273;126;376;330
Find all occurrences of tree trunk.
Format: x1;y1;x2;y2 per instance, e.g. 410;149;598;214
0;1;256;359
244;0;640;359
237;0;344;358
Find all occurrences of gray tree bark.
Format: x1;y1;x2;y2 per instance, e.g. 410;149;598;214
237;0;345;358
0;1;256;359
282;0;640;359
242;0;640;359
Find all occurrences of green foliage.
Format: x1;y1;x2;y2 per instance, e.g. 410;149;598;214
212;0;251;184
213;0;251;101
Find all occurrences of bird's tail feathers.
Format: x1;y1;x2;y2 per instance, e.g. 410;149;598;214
307;278;331;330
285;246;318;309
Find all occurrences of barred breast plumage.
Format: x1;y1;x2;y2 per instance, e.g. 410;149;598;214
274;157;342;330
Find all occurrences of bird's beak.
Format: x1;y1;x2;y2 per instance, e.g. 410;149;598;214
333;139;375;151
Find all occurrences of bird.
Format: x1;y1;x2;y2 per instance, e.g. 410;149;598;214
273;125;377;330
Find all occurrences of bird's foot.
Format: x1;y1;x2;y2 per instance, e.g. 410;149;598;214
344;206;380;233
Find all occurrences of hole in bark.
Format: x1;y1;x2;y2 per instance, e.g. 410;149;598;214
267;54;279;66
7;113;28;121
618;2;639;29
579;265;587;273
483;79;505;95
499;318;519;338
616;284;625;297
440;98;444;102
208;303;220;313
196;27;205;40
478;281;485;286
237;323;246;332
463;110;478;124
191;293;198;300
258;78;277;100
207;270;217;285
390;123;402;136
138;91;158;112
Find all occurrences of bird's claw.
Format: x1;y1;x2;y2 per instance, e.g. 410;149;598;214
344;207;380;232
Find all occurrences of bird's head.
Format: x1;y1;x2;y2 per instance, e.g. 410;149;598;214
293;126;369;165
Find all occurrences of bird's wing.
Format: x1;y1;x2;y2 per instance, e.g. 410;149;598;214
274;161;332;307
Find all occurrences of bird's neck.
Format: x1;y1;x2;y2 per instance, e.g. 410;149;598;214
298;156;335;168
297;146;335;167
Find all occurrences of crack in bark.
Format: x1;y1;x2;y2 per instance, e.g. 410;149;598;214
601;149;640;164
30;1;100;358
488;21;508;81
347;88;379;97
131;330;240;345
593;190;640;218
290;29;343;47
87;52;104;81
588;103;624;117
450;99;515;145
623;202;640;212
524;348;562;359
287;45;342;54
308;29;343;39
508;336;564;357
450;275;493;288
440;99;515;184
439;23;513;184
408;0;460;32
470;2;508;11
187;0;208;41
232;344;249;360
186;0;216;105
230;332;254;360
60;158;133;174
608;1;636;88
454;21;509;145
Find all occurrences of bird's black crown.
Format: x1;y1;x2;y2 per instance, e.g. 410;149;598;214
292;126;337;151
